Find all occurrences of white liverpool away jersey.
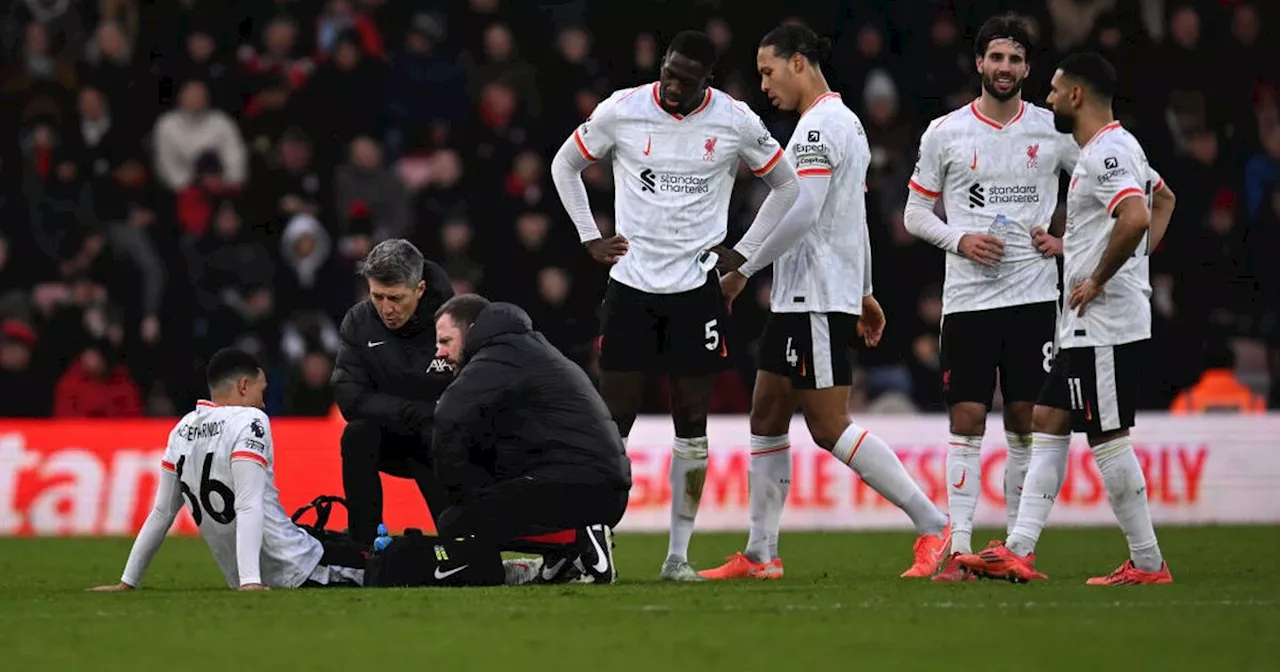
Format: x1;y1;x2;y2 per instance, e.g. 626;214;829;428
770;92;872;314
161;401;323;588
572;82;785;294
909;101;1079;315
1059;121;1164;349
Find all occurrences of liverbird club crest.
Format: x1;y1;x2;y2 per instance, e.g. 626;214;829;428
1026;143;1040;169
704;137;717;161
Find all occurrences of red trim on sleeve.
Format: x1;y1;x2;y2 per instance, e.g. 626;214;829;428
1107;187;1144;214
752;147;784;176
909;179;941;199
230;451;268;468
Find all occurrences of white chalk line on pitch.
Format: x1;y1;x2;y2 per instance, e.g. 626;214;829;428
11;599;1275;620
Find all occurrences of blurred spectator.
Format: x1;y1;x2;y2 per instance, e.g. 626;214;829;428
283;350;337;416
153;80;247;191
299;31;384;166
52;341;142;417
277;213;347;320
333;136;411;242
465;22;540;120
0;319;46;417
315;0;383;61
384;14;467;153
2;21;77;128
1170;338;1266;414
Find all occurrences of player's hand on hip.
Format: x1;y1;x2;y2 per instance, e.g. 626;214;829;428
238;583;270;591
1030;227;1062;257
719;271;747;312
88;582;135;592
585;235;629;264
708;245;746;272
958;233;1004;266
1068;278;1103;316
858;295;886;347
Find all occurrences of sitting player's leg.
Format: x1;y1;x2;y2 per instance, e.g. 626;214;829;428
800;313;949;578
700;312;796;581
938;309;1001;562
340;420;388;544
998;301;1059;536
1081;341;1172;585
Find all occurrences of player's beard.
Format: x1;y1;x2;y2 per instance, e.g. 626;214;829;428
1053;109;1076;134
981;72;1023;102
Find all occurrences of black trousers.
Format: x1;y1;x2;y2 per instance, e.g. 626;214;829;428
434;475;629;544
340;420;451;544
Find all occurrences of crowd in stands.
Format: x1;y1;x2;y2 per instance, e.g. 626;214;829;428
0;0;1275;418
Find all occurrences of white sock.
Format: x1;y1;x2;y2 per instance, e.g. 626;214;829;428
946;434;982;554
1003;432;1033;536
1007;433;1070;556
831;423;947;536
1092;435;1164;572
667;436;709;561
744;434;791;563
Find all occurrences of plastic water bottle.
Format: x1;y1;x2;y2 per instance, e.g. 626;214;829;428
374;523;392;552
982;214;1015;279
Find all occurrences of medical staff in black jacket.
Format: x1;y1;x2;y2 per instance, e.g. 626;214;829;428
430;294;632;583
330;239;454;544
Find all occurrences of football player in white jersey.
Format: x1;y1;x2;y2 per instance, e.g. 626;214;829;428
551;30;800;581
92;348;366;591
699;24;953;581
958;52;1177;585
904;14;1082;580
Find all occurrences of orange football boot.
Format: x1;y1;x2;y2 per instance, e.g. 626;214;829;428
955;540;1047;583
699;552;784;580
901;521;952;577
932;552;978;582
1086;560;1173;585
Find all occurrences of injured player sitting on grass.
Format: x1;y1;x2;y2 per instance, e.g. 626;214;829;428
89;347;544;591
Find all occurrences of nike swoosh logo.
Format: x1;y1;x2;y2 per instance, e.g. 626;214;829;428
367;341;385;348
970;151;978;171
952;470;967;489
586;526;609;574
643;134;651;156
434;565;469;580
541;557;567;580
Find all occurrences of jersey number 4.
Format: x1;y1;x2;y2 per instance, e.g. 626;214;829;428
175;453;236;525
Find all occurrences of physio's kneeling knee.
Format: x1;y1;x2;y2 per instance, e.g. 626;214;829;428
340;420;380;458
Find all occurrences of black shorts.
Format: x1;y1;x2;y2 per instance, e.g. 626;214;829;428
758;312;859;389
598;273;730;375
1038;341;1145;435
940;301;1057;406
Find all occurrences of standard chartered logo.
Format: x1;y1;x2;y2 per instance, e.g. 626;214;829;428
638;168;711;195
968;182;1039;208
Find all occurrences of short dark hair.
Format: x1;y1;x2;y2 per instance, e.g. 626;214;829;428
206;347;263;390
759;24;833;64
1057;51;1117;102
667;30;717;70
359;239;424;287
434;293;490;328
974;13;1035;60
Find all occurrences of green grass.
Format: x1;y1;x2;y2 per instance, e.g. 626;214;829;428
1;528;1276;671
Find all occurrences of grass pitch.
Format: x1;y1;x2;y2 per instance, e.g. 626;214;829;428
1;527;1275;671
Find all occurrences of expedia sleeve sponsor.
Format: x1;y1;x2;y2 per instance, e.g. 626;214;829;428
792;141;832;172
241;438;268;455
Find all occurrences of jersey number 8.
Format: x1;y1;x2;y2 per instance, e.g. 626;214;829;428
176;453;237;525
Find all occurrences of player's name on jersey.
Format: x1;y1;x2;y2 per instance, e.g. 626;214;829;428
175;420;225;441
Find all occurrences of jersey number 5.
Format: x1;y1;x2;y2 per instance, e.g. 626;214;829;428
704;319;721;351
175;453;237;525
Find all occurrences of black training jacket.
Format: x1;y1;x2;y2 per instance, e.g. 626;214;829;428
431;302;632;498
331;261;455;435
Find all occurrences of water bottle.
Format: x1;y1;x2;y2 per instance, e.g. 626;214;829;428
981;214;1015;279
